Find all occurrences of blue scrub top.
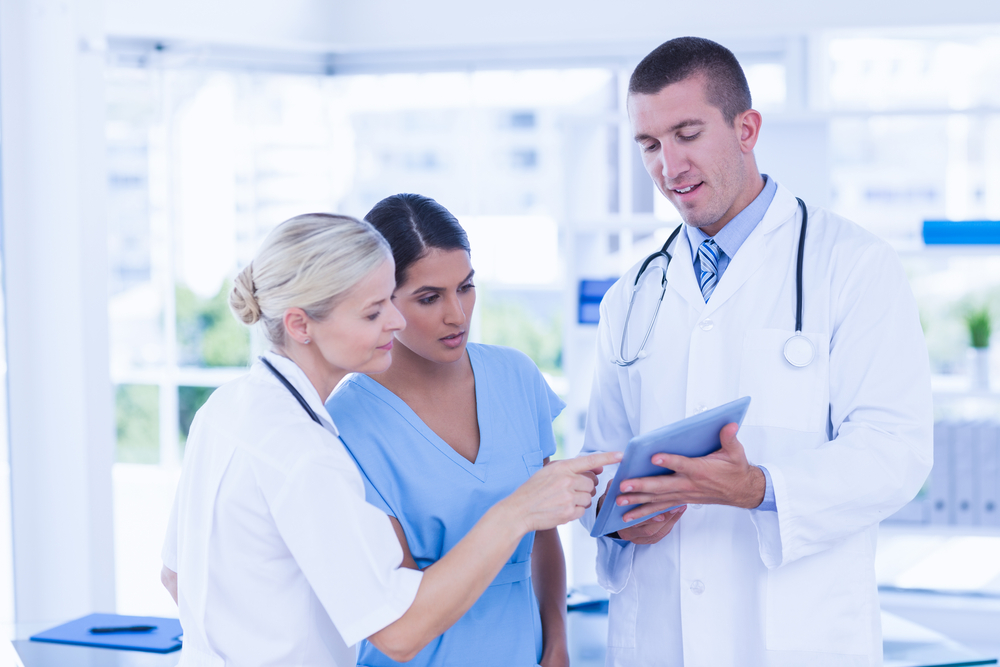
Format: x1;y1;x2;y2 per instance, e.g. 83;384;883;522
327;343;564;667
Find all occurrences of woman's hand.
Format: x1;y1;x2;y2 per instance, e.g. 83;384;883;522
161;565;178;605
540;642;570;667
505;451;622;534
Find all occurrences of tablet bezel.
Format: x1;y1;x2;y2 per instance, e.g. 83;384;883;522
590;396;752;538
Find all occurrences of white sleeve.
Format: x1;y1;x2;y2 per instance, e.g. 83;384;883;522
578;294;636;594
751;241;933;568
261;449;423;646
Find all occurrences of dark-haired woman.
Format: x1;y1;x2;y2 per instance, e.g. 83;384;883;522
326;194;569;667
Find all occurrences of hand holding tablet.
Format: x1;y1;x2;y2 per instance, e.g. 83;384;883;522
590;396;752;538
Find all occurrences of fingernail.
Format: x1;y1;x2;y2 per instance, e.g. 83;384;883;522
670;506;684;514
653;514;665;522
622;484;633;492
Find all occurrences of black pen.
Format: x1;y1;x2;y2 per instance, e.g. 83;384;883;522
89;625;157;634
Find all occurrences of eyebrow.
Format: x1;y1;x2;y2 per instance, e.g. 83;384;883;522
634;119;705;143
364;298;388;309
408;269;476;296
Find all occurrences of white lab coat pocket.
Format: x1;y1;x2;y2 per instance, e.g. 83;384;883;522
739;329;829;433
764;536;873;655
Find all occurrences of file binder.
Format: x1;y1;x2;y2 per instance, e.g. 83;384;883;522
952;421;977;526
30;613;182;653
929;421;952;525
978;423;1000;528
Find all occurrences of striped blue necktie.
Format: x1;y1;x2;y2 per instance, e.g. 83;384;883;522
698;239;722;302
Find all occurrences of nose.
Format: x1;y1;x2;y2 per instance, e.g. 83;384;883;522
660;144;689;182
386;301;406;333
443;293;467;327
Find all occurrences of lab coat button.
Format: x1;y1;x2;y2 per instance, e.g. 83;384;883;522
690;580;705;595
695;404;707;413
699;319;713;331
690;504;703;509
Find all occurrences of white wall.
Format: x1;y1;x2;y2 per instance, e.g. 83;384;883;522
103;0;1000;54
0;0;117;625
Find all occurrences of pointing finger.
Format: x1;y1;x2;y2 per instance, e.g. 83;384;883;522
569;451;623;473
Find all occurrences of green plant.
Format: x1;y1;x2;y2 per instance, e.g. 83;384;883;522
965;306;992;349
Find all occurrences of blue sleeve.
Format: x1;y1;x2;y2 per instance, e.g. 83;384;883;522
531;362;565;461
326;386;396;517
342;439;396;517
756;465;777;512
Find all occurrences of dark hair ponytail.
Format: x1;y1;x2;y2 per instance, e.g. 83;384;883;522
364;194;471;285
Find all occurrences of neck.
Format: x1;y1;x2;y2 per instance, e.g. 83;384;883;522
701;171;765;237
273;344;346;402
373;339;471;391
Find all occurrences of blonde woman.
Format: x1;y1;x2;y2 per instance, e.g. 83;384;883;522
160;213;618;667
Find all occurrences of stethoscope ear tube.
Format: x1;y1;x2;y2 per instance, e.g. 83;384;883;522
614;198;812;369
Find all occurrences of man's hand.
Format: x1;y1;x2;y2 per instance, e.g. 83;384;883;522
594;489;687;546
617;505;687;544
615;423;765;525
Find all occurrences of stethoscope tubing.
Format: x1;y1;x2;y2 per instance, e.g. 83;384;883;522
793;197;807;334
615;198;810;367
261;356;324;425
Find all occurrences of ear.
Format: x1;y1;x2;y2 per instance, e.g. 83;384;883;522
283;307;312;345
736;109;762;153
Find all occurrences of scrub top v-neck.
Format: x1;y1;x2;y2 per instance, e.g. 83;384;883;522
327;343;564;667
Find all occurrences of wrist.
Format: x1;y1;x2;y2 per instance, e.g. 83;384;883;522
742;466;766;509
491;496;532;541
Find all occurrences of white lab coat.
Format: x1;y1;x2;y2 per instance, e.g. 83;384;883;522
580;184;933;667
162;352;422;667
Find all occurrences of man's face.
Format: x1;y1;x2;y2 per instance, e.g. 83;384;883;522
628;75;757;235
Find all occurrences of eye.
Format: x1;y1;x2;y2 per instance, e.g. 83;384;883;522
459;282;475;292
366;311;381;321
678;133;700;141
641;141;659;153
418;294;439;305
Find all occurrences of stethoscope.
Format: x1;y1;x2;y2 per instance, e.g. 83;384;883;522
261;356;326;426
614;197;815;369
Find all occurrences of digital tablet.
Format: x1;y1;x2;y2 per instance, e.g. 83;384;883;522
589;396;751;538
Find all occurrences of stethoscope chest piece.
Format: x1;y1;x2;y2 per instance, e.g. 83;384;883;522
783;333;815;368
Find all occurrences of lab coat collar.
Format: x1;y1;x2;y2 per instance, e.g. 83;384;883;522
696;182;801;318
258;351;340;437
665;228;706;311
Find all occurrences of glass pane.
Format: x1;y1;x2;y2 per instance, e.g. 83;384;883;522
114;384;159;464
825;34;1000;111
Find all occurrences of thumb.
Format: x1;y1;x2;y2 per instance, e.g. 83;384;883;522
718;422;742;454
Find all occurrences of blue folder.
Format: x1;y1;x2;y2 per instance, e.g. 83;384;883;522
30;613;182;653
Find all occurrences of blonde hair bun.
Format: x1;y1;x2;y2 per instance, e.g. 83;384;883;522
229;264;262;325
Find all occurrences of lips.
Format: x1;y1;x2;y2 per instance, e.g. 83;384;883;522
440;331;466;349
672;182;702;196
377;340;394;351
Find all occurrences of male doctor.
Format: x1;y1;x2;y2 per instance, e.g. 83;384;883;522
580;37;933;666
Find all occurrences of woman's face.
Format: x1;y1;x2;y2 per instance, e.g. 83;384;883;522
392;248;476;365
308;258;405;376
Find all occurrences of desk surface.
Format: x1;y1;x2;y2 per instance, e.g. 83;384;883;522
11;609;997;667
13;638;180;667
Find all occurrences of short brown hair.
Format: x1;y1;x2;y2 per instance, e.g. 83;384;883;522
629;36;752;125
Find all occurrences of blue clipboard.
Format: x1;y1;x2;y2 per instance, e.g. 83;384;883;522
30;613;183;653
590;396;751;538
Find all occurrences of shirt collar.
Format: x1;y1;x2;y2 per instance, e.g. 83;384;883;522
259;351;340;436
685;174;777;261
